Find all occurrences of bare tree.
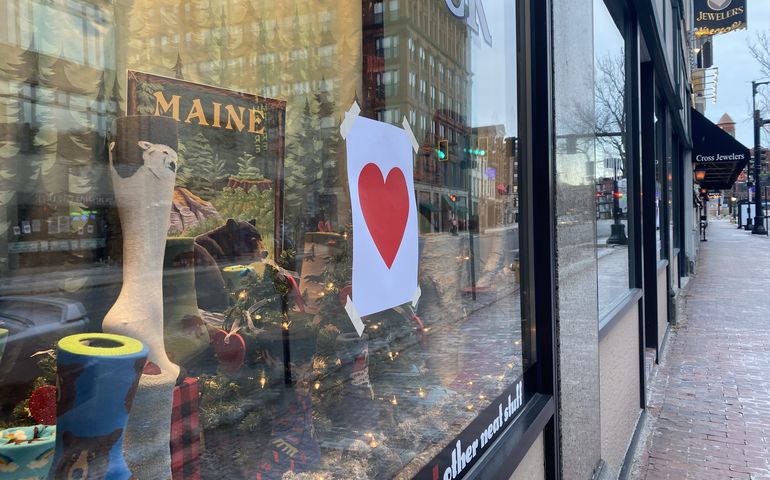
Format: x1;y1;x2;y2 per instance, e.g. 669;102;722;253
749;30;770;135
572;48;626;176
749;30;770;74
594;50;626;172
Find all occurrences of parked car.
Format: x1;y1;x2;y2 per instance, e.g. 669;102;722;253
0;296;90;410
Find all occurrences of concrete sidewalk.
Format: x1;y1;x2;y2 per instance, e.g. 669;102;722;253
631;219;770;479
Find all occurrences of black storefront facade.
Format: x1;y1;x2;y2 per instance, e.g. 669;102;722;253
0;0;700;479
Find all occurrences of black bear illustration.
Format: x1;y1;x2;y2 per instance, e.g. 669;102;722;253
193;219;264;310
56;362;85;418
51;428;122;480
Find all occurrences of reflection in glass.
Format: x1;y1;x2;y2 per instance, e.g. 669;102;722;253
0;0;528;478
593;0;631;316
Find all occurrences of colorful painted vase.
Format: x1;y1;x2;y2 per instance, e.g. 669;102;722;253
221;264;256;291
0;425;56;480
49;333;147;480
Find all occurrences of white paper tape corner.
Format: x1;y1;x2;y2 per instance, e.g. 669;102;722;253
339;101;362;139
411;285;422;309
345;295;365;337
402;116;419;153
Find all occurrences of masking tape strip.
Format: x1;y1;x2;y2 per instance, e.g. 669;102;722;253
345;296;365;337
402;116;419;153
411;285;422;309
339;101;361;139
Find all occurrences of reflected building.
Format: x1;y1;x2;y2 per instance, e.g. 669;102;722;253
0;0;117;272
472;124;518;231
0;0;370;264
361;0;477;233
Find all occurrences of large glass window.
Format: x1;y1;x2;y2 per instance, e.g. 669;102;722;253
0;1;531;479
593;0;631;316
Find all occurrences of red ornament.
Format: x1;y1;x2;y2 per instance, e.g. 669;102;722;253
28;385;57;425
212;329;246;374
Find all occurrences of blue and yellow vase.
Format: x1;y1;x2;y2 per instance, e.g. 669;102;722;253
48;333;147;480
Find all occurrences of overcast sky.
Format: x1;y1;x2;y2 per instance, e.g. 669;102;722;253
706;1;770;147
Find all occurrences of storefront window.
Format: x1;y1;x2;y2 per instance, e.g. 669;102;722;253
0;1;530;479
593;0;630;316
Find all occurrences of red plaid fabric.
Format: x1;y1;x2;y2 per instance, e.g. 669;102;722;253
170;377;201;480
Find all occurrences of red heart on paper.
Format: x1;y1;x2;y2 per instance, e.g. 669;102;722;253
358;163;409;269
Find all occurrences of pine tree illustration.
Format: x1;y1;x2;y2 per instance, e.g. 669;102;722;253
172;51;185;79
315;77;338;187
109;74;124;117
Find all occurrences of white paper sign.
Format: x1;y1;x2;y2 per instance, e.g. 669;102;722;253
344;113;419;320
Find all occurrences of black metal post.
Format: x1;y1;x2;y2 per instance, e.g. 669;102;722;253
607;158;628;244
751;80;769;235
731;197;737;223
467;160;477;301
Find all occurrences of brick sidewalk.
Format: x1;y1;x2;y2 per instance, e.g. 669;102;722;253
633;220;770;480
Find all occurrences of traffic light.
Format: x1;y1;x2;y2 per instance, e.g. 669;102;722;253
435;138;448;160
477;136;488;157
462;147;487;156
461;148;487;156
762;148;768;164
461;137;487;157
613;191;623;200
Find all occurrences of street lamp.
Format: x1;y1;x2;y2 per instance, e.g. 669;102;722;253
751;80;770;235
731;196;737;223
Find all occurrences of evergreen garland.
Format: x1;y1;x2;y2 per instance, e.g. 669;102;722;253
0;351;57;430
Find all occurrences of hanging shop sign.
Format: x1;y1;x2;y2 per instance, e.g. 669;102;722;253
444;0;492;46
126;71;286;254
694;0;747;37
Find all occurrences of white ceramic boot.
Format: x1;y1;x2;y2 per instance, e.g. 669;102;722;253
102;115;180;480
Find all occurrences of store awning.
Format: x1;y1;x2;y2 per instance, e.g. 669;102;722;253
692;108;750;190
419;201;440;212
442;194;468;215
